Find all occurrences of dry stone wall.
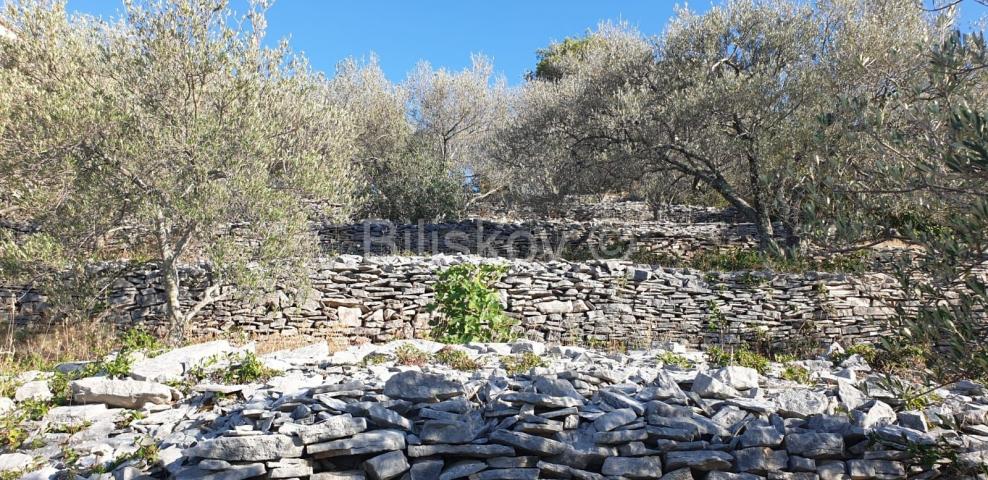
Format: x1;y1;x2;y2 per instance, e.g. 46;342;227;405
3;255;906;349
318;220;775;260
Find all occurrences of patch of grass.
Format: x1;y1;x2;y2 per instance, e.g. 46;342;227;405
120;326;165;356
830;343;878;365
656;351;693;368
781;364;812;384
500;352;547;376
689;248;871;274
49;420;92;435
219;352;278;385
706;345;770;374
361;352;391;366
19;399;50;421
0;414;28;450
434;347;480;371
394;344;430;367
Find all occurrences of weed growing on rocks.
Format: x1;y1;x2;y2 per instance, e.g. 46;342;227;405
220;352;277;384
394;344;430;366
656;351;693;368
782;364;812;384
706;345;770;374
433;347;480;371
500;352;546;376
429;263;517;343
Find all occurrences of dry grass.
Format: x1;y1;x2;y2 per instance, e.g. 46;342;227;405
253;335;330;355
1;317;348;376
0;320;121;374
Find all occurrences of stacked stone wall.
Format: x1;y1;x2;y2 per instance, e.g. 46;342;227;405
2;255;907;349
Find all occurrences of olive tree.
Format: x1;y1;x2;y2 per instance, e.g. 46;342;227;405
805;17;988;386
0;0;360;341
496;1;959;253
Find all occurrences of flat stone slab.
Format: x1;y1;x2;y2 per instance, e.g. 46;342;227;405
71;377;176;408
130;340;238;382
184;434;303;461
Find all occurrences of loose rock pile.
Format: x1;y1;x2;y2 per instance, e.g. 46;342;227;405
2;339;988;479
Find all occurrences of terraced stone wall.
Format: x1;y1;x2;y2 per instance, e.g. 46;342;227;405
2;255;907;349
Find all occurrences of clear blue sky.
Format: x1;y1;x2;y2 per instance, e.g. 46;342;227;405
66;0;988;85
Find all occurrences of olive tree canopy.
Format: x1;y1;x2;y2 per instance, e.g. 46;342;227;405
0;0;361;341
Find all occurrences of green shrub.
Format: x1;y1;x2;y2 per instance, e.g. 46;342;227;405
782;364;812;384
706;345;770;374
434;347;480;371
394;344;430;367
361;353;391;366
220;352;278;385
500;352;546;376
656;351;693;368
0;414;28;450
120;327;165;356
690;248;870;274
831;343;878;366
429;263;517;343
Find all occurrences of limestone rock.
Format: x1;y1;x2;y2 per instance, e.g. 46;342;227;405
71;377;175;408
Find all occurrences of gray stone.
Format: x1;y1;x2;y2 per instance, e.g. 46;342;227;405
710;366;760;390
735;447;788;474
489;430;566;456
837;381;866;411
601;456;664;479
847;459;905;479
659;468;694;480
739;425;784;448
439;459;487;480
855;401;896;430
70;377;174;408
284;414;368;444
499;392;582;408
592;408;638;432
407;444;515;458
0;453;33;472
469;469;539;480
184;434;302;461
896;410;927;432
384;371;463;402
367;404;413;431
785;433;844;459
533;376;583;401
15;380;52;402
364;450;410;480
312;471;367;480
420;420;478;444
130;340;236;382
691;373;740;399
776;389;829;418
409;460;444;480
665;450;733;471
308;429;406;458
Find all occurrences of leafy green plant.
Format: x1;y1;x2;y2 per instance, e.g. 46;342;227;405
394;344;430;367
361;353;391;366
120;327;165;356
433;347;480;371
0;413;28;451
706;345;770;374
429;263;517;343
781;364;812;384
500;352;546;376
220;352;278;385
830;343;878;366
656;351;693;368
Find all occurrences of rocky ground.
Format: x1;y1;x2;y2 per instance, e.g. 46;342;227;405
1;339;988;480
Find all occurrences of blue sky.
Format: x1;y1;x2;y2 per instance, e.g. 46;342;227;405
66;0;988;85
